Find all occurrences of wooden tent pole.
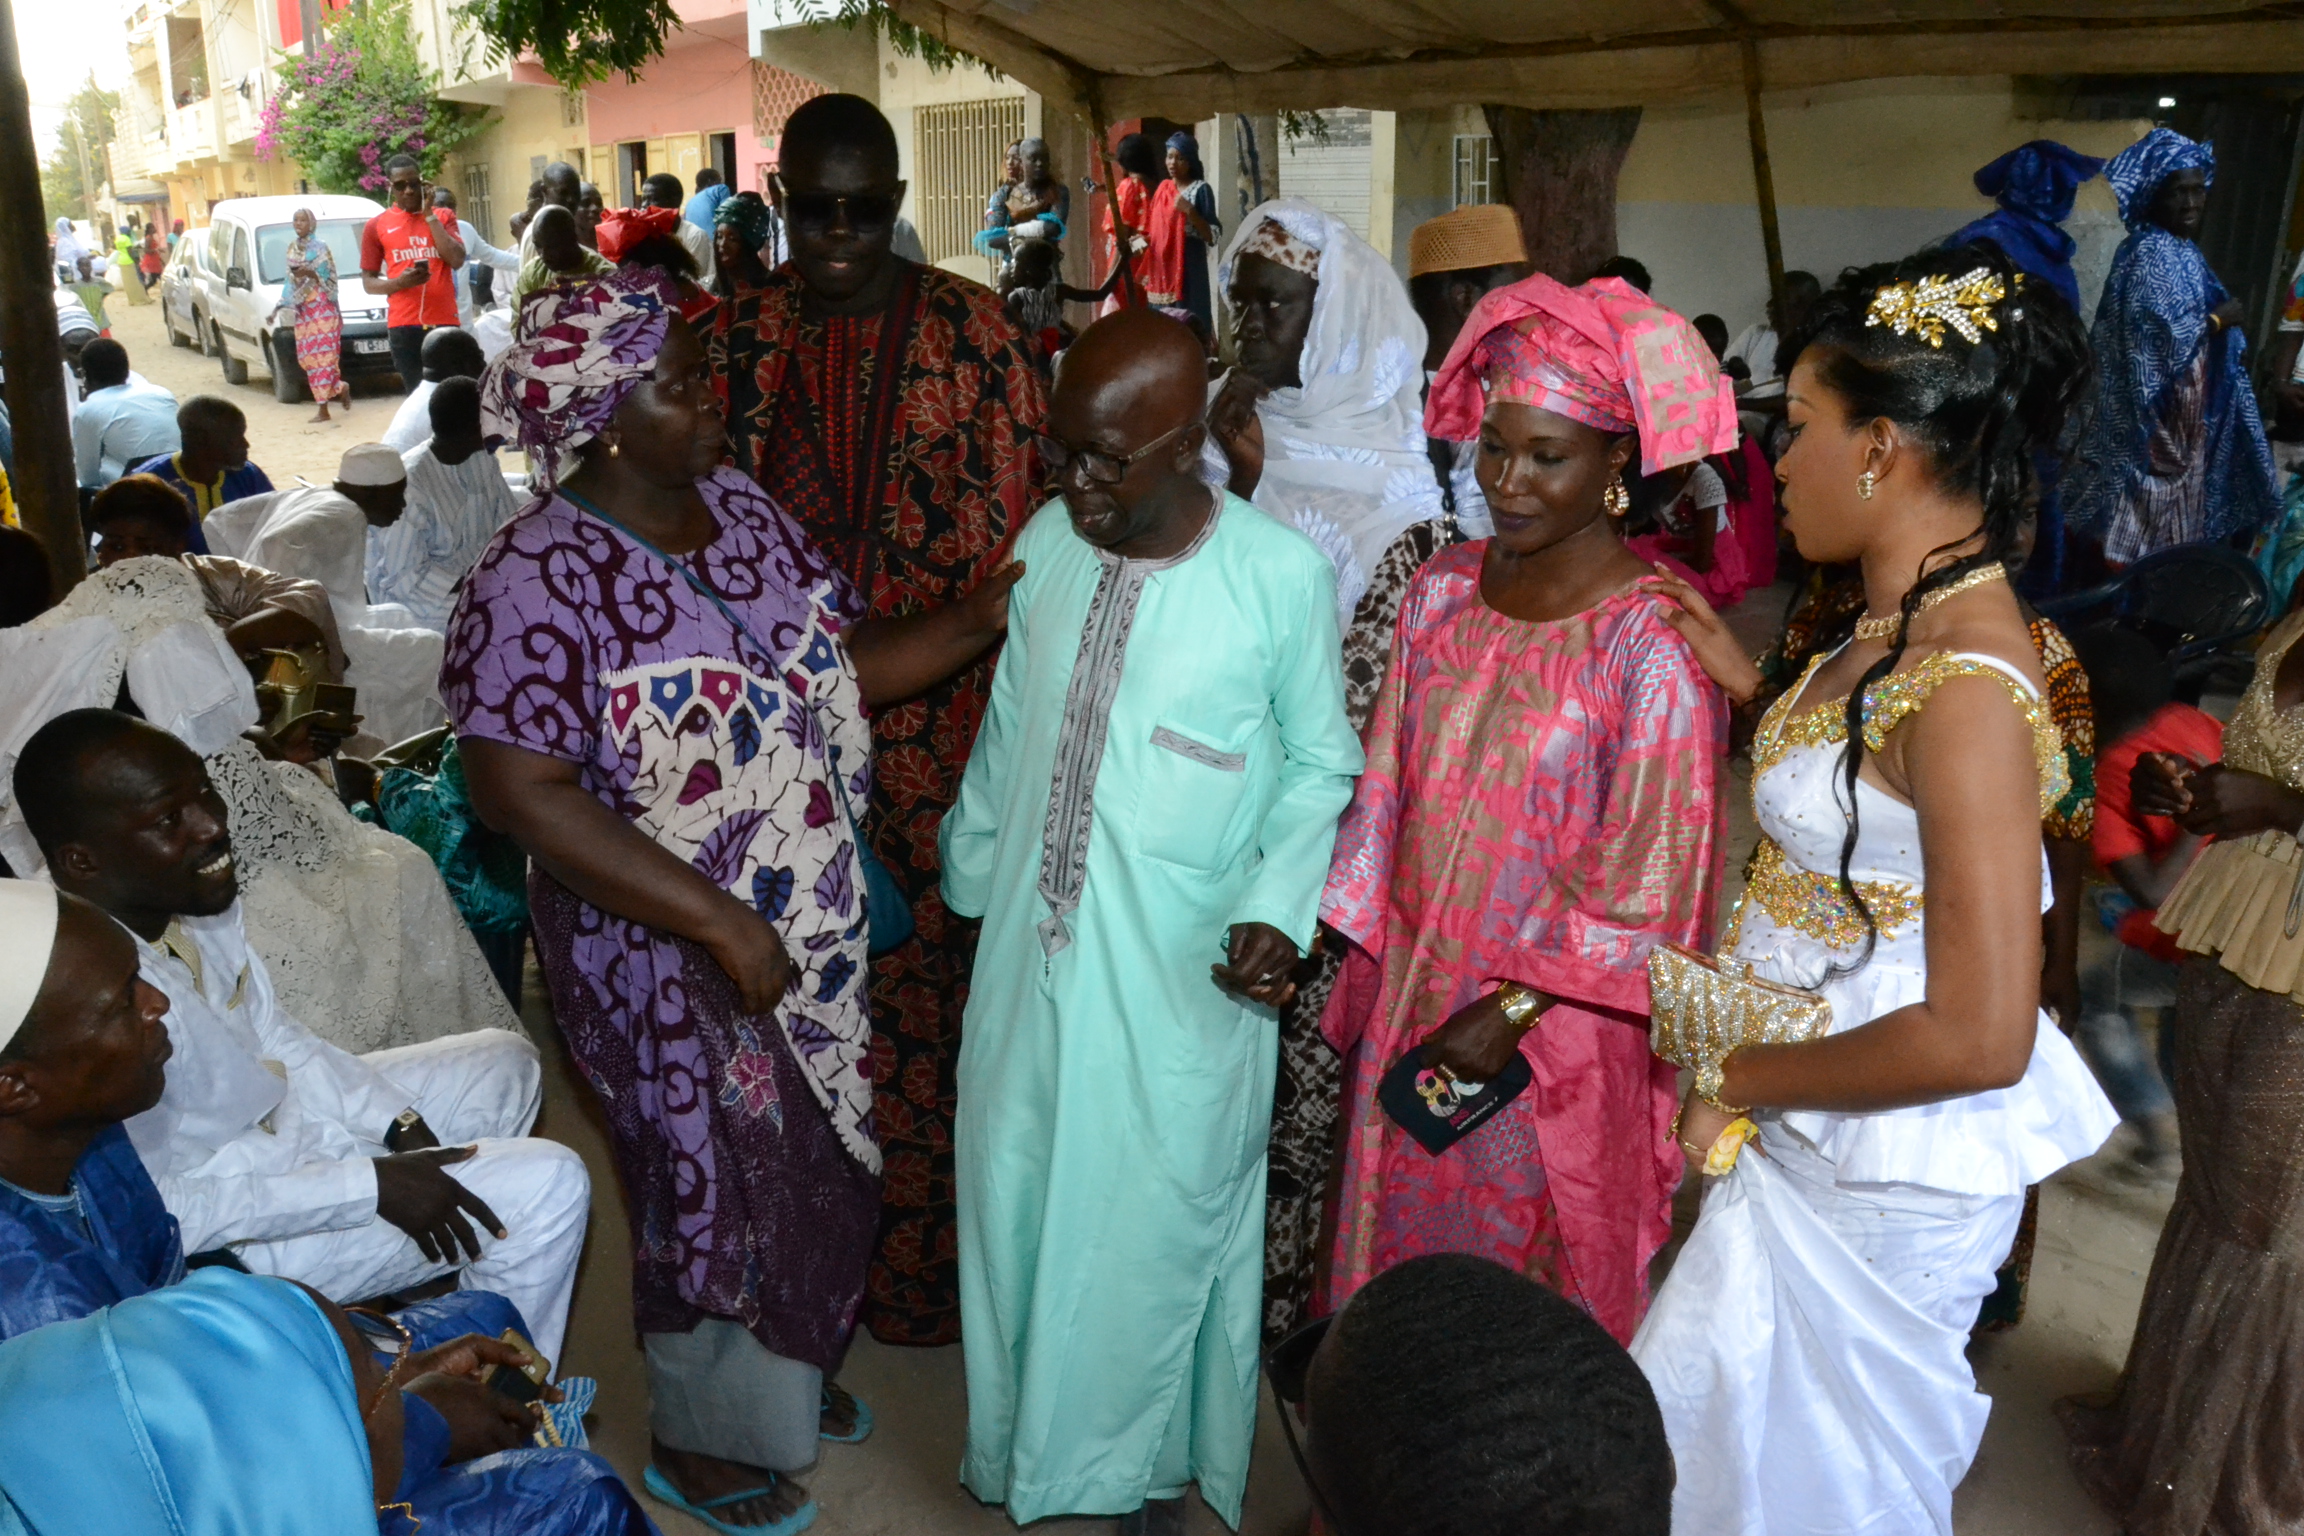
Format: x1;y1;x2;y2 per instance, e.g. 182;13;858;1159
1084;80;1137;301
1740;37;1788;331
0;0;84;599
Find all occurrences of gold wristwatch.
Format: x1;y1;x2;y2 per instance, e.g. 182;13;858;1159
1496;982;1543;1032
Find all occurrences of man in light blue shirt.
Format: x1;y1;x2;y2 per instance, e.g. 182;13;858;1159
431;187;520;324
71;340;179;489
683;166;733;233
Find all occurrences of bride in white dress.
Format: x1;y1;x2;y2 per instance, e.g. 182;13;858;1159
1637;246;2118;1535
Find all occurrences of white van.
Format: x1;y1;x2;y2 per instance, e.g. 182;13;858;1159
199;193;399;402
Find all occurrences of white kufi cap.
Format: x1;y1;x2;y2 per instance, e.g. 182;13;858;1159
0;880;61;1055
337;443;408;486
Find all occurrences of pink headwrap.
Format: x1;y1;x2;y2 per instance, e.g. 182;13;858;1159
1425;273;1738;475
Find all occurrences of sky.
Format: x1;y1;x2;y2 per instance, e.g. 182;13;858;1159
12;0;128;159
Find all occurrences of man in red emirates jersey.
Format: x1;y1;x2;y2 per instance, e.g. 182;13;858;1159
361;154;466;393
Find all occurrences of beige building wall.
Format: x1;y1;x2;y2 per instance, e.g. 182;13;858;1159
439;85;585;245
1618;79;2150;333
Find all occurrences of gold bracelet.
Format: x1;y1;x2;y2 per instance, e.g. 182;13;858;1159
1694;1053;1748;1115
1496;982;1543;1032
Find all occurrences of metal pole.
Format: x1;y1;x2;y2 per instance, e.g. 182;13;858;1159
300;0;321;56
0;0;84;598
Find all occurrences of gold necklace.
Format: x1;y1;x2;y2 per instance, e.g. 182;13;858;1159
1851;564;2007;641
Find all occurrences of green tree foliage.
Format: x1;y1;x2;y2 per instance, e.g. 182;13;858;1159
256;0;492;195
41;80;121;229
453;0;985;89
454;0;683;87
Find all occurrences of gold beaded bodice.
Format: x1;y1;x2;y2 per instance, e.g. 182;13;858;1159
2219;614;2304;794
1738;648;2068;948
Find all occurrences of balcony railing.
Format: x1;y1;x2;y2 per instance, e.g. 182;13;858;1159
167;101;216;165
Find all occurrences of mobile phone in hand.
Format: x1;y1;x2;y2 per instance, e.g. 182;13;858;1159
409;258;431;280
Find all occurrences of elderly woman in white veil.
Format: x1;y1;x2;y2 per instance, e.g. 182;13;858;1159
1205;197;1455;1340
0;557;519;1054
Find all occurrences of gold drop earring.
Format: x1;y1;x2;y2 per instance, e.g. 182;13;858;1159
1857;470;1876;501
1603;476;1630;517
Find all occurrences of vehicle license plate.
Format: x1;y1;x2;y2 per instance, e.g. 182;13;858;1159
353;338;391;354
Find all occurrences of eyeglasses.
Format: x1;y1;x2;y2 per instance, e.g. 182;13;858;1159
1035;416;1202;487
1264;1313;1352;1535
772;176;899;233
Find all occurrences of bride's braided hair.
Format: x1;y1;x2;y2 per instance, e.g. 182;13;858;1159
1781;242;2091;968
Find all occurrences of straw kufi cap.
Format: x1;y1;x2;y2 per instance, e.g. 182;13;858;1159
1408;204;1529;277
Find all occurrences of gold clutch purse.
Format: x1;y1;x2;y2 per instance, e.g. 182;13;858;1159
1647;941;1833;1078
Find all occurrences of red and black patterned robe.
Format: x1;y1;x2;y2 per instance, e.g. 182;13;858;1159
712;261;1048;1345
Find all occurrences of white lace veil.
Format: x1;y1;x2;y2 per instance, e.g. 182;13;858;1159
0;558;515;1052
1217;198;1442;627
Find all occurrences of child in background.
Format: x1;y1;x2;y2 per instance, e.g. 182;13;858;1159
2075;624;2222;1172
996;239;1116;364
1623;457;1751;608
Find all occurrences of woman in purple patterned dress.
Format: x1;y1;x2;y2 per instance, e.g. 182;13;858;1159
445;271;1019;1535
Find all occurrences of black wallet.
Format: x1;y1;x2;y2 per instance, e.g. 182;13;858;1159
1376;1041;1534;1154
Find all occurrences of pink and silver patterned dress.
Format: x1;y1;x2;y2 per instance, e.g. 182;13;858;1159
1318;544;1727;1344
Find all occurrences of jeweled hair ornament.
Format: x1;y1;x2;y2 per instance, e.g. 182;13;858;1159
1864;266;2010;348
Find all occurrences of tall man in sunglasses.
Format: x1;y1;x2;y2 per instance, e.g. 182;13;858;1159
940;310;1360;1534
712;91;1049;1350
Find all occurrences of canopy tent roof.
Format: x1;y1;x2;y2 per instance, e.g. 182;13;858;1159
878;0;2304;121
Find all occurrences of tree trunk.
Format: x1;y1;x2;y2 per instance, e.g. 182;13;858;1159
1482;106;1643;285
0;0;83;600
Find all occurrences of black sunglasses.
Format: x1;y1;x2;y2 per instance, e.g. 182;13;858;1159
775;178;899;234
1264;1313;1352;1535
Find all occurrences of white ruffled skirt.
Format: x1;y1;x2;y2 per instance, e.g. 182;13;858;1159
1631;1128;2023;1536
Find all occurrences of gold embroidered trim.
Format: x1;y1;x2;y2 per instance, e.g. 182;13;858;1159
1743;835;1923;948
1751;650;2069;815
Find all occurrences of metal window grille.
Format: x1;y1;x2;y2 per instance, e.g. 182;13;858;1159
464;163;493;243
913;97;1027;266
752;62;826;152
1453;133;1497;207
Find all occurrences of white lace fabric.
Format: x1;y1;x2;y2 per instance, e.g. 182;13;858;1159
5;558;518;1053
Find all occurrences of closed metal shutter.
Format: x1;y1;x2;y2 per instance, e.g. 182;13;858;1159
914;98;1028;266
1278;109;1373;242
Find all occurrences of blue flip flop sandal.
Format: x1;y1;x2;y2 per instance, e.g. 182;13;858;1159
641;1464;818;1536
819;1384;873;1444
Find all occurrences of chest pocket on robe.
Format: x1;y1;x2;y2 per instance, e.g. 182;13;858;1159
1132;718;1254;870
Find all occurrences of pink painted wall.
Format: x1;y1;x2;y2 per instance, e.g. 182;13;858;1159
583;0;768;198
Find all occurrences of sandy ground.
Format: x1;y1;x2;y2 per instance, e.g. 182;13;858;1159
98;283;416;489
95;281;2175;1534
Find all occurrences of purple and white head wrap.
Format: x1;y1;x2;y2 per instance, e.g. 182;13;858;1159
482;269;681;488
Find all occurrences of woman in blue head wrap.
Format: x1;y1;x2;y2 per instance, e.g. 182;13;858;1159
2063;127;2279;569
0;1269;378;1535
0;1268;660;1535
1949;139;2105;311
1947;140;2105;594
